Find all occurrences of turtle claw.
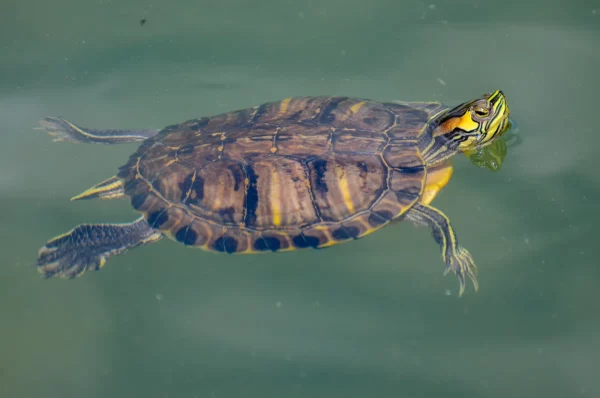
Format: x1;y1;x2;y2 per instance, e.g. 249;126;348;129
37;117;81;143
36;235;107;279
444;246;479;297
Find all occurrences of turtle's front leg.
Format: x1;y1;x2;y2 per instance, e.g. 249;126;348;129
406;203;478;296
36;217;162;278
36;116;159;144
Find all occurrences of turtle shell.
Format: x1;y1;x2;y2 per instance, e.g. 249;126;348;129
117;96;447;253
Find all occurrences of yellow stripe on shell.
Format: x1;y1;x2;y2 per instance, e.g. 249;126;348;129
336;164;355;214
338;101;366;121
276;98;293;118
271;169;282;227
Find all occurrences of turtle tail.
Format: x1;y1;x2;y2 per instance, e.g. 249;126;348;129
71;176;125;201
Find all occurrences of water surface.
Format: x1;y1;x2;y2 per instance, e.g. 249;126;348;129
1;1;599;397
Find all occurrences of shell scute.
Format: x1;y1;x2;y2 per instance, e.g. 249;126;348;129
320;98;396;132
332;130;387;153
306;153;387;222
249;157;318;229
276;124;331;157
382;142;424;169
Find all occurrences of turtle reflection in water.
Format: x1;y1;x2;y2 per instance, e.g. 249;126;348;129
35;91;510;296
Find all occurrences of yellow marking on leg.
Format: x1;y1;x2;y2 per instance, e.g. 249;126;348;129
413;204;456;266
271;169;282;226
59;118;144;141
336;166;355;214
71;176;124;201
276;97;292;118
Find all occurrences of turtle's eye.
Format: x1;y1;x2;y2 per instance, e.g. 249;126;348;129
473;107;490;118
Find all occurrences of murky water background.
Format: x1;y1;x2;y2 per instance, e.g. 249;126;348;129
2;1;599;397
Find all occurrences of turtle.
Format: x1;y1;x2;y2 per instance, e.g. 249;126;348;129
35;90;510;296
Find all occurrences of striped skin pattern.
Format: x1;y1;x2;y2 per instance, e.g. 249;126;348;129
116;96;448;254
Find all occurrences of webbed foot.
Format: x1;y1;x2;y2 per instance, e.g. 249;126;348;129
407;203;480;296
36;218;162;278
443;246;479;297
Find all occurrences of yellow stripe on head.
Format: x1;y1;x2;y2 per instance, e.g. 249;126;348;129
423;90;510;165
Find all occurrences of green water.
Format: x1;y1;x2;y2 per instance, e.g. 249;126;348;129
2;0;599;397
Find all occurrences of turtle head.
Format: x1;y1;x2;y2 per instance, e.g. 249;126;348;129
422;90;510;165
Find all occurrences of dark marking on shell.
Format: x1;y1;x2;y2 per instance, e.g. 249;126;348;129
130;193;148;210
287;110;303;120
372;210;394;221
179;173;195;202
243;164;259;227
147;208;169;228
395;191;420;203
398;165;425;174
344;226;361;238
318;97;348;124
123;178;140;193
251;103;268;122
311;158;328;193
227;164;243;191
213;236;238;253
332;227;353;240
292;234;320;248
368;212;389;227
250;134;274;142
175;225;197;246
254;236;281;252
218;207;236;224
177;144;195;155
190;175;204;203
151;178;162;192
117;166;131;179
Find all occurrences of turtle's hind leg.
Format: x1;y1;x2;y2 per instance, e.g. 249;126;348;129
36;116;159;144
36;217;162;278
